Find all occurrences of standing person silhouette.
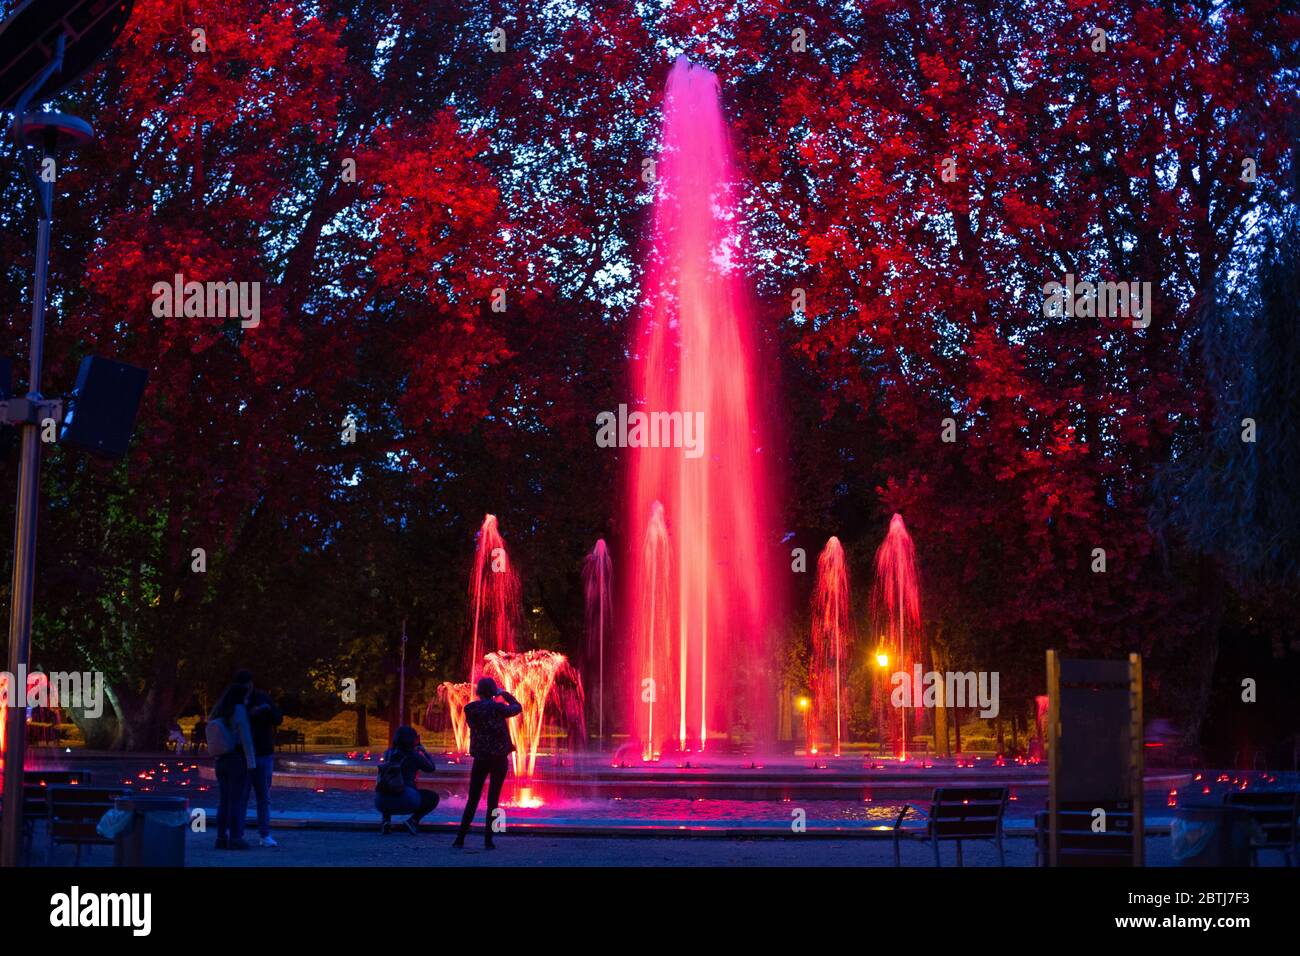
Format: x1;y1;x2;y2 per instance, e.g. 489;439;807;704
453;677;522;849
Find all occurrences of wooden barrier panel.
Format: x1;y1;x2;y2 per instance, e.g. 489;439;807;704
1046;651;1143;866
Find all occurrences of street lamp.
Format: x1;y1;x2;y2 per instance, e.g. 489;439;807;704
0;0;138;867
874;648;890;759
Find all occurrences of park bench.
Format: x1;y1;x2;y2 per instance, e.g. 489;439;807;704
25;769;92;786
1034;801;1138;866
1225;790;1299;866
871;740;929;757
892;786;1008;866
46;784;126;865
0;770;93;864
275;729;306;752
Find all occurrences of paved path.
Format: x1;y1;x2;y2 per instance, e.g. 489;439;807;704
184;828;1178;867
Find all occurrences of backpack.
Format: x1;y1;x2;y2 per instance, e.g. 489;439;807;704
206;717;236;756
376;751;408;796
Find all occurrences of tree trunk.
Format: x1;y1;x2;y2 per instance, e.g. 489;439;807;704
115;680;181;751
354;703;369;747
69;685;123;750
932;642;951;757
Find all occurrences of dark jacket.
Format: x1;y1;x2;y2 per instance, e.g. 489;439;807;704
247;690;283;758
374;747;437;814
464;692;523;759
378;747;437;790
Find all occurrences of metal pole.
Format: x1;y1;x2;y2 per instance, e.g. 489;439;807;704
597;590;603;750
1;144;53;867
398;619;407;727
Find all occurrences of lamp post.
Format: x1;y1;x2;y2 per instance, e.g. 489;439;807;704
0;100;93;874
0;0;137;867
875;650;889;759
398;619;407;726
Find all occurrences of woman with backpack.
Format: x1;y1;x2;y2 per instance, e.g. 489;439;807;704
375;725;439;834
206;672;258;849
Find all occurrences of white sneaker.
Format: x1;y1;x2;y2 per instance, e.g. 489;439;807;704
259;836;279;847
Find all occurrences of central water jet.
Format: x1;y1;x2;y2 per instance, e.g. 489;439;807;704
626;57;774;757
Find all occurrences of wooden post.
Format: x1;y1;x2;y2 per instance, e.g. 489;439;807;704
1046;649;1060;867
1130;652;1144;867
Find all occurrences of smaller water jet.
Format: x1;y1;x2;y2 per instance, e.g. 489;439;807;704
634;501;673;761
484;649;586;779
435;681;473;754
810;536;853;756
467;514;520;681
582;539;613;747
429;514;587;793
433;651;585;791
871;514;924;760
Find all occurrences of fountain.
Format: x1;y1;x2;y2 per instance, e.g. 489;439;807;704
871;514;924;759
582;539;613;747
483;650;585;780
810;536;853;756
466;514;519;681
431;514;586;796
626;56;775;757
435;681;473;754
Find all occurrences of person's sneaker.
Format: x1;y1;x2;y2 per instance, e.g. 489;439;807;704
227;838;250;850
214;837;229;850
258;836;279;847
451;836;465;849
485;839;497;850
381;822;393;836
402;819;419;835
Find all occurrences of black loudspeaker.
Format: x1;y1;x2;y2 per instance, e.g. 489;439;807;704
59;355;147;458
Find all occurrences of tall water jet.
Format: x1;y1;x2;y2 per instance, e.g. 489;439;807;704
810;536;853;756
871;514;924;759
467;514;520;682
582;540;613;746
626;57;775;755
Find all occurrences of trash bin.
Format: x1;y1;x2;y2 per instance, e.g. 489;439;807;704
1171;804;1253;866
104;796;190;867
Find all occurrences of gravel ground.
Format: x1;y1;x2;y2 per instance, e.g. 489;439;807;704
179;827;1178;868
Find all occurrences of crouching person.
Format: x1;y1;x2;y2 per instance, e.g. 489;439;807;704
375;725;439;834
